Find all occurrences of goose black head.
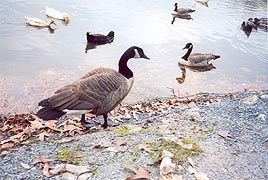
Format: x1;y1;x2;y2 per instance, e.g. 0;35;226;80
129;46;150;60
182;43;193;50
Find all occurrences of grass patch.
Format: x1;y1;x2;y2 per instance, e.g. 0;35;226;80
149;137;202;165
57;146;82;164
113;126;131;137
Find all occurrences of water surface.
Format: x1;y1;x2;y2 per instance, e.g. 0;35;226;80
0;0;267;113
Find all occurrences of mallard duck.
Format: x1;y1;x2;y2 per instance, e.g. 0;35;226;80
173;3;195;14
253;18;267;31
25;16;57;28
178;43;220;67
36;46;149;129
86;31;115;44
45;6;70;23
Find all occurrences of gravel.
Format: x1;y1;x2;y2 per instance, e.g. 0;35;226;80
0;91;267;180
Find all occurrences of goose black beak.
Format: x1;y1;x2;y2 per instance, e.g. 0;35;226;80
142;54;150;60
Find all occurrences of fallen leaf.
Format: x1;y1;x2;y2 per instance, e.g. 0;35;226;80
218;130;232;138
161;173;183;180
137;143;152;153
123;164;138;174
20;162;31;169
1;142;14;149
37;131;50;141
33;157;56;165
126;166;150;180
42;163;52;177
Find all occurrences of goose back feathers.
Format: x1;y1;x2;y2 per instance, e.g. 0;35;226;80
37;46;149;128
174;3;195;14
179;43;220;67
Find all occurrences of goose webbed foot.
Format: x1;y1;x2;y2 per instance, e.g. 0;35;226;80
81;115;101;128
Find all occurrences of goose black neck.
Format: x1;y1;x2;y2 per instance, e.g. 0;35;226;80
118;51;133;79
174;4;178;12
181;46;193;61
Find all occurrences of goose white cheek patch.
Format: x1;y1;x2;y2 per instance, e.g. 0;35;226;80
133;49;141;58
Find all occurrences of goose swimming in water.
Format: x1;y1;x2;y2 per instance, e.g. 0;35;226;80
86;31;115;44
25;16;57;28
36;46;149;129
178;43;220;67
173;3;195;14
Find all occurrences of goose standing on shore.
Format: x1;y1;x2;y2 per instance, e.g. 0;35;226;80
178;43;220;67
36;46;149;128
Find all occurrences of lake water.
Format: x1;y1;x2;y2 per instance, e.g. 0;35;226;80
0;0;267;113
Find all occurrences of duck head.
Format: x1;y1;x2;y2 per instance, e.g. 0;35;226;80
107;31;115;37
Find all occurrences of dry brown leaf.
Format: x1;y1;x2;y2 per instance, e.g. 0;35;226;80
20;162;31;169
126;166;150;180
218;130;232;138
161;173;183;180
42;163;52;177
44;120;59;131
1;142;14;149
123;163;138;174
190;125;201;132
37;131;50;141
1;150;9;156
33;157;56;165
137;143;152;153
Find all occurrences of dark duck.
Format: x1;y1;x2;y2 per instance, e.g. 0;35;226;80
86;31;115;44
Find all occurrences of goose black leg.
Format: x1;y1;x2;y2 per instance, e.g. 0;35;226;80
102;114;108;129
81;114;101;128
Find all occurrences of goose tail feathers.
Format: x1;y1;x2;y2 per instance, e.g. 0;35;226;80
36;106;66;120
214;55;221;59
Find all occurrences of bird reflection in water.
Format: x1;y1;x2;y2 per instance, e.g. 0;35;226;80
176;64;216;84
85;42;97;53
171;14;192;25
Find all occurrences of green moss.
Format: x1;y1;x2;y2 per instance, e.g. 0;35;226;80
207;127;213;132
149;138;202;165
57;146;82;164
25;137;36;144
113;126;131;137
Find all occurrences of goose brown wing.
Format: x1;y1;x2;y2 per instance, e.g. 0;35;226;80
46;68;128;112
189;53;216;64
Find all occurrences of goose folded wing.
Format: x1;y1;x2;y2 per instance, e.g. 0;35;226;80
47;71;125;111
189;53;216;63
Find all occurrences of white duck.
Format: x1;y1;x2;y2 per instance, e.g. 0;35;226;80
45;6;70;22
25;16;57;28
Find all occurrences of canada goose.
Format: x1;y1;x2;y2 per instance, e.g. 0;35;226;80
45;6;70;23
241;18;256;36
179;43;220;67
25;16;57;28
86;31;115;44
173;3;195;14
36;46;149;128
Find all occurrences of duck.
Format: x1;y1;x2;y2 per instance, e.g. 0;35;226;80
178;43;220;67
25;16;57;28
253;18;267;31
36;46;149;129
241;18;256;36
195;0;209;6
173;3;195;14
45;6;70;23
86;31;115;44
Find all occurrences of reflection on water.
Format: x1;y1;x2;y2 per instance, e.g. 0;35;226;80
0;0;267;114
176;64;216;84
